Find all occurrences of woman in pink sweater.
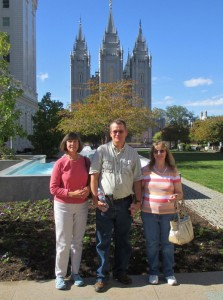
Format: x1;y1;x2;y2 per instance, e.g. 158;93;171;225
141;141;183;286
50;132;90;290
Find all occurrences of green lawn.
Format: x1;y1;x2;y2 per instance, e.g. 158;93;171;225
138;150;223;194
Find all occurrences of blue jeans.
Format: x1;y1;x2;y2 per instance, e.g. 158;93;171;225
141;211;176;277
95;197;132;282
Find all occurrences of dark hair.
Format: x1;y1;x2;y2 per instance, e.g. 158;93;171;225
60;132;83;153
149;141;176;170
110;118;127;130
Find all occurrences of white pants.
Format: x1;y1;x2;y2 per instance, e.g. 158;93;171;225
54;201;88;277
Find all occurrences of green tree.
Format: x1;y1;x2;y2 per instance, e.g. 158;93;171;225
28;92;64;157
166;105;195;127
161;125;190;146
58;81;153;143
190;116;223;144
153;131;162;142
0;32;25;157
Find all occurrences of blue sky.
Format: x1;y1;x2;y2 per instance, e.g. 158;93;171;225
36;0;223;118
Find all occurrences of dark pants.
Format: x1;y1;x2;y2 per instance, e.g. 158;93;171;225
141;212;176;277
95;196;133;282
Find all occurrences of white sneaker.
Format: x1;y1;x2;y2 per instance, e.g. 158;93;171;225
165;276;177;286
149;275;159;285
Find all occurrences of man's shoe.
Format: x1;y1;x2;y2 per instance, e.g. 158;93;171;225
113;274;132;285
55;276;66;290
165;275;177;286
94;281;105;292
148;275;159;285
71;274;84;286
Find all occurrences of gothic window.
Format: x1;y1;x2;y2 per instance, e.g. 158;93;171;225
140;73;144;83
3;0;9;8
25;112;28;131
79;89;83;96
79;73;83;83
3;17;10;26
140;88;144;97
109;66;114;82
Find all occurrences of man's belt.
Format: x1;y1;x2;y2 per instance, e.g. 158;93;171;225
114;195;132;203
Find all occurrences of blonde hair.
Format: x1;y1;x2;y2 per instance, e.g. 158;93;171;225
149;141;176;170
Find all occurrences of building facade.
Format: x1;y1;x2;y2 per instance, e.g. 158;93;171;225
0;0;38;151
70;1;152;110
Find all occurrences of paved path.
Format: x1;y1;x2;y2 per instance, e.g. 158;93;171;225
182;177;223;229
0;272;223;300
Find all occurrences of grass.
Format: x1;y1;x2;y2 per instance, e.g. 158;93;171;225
138;150;223;194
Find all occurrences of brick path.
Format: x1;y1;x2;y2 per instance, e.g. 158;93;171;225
182;177;223;229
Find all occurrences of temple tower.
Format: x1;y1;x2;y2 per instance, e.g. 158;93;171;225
70;19;91;104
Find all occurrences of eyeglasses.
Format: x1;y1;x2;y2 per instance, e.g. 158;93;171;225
153;149;165;154
112;130;124;134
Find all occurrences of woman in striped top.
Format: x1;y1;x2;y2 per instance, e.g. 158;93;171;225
141;141;183;286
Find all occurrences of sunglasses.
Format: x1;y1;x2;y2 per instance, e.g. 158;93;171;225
153;149;165;154
112;130;124;134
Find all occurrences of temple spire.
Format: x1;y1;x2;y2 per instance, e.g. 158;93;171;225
77;18;83;41
107;1;115;33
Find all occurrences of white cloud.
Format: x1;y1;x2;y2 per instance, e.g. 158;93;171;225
184;77;213;87
164;96;174;105
152;96;174;107
37;72;49;82
185;95;223;107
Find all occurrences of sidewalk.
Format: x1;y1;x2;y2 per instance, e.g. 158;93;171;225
182;177;223;229
0;272;223;300
0;178;223;300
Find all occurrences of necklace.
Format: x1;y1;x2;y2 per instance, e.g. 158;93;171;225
153;166;167;174
66;154;79;161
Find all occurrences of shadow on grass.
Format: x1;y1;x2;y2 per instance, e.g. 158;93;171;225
172;151;223;162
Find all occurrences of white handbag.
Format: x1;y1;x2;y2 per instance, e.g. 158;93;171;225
169;199;194;245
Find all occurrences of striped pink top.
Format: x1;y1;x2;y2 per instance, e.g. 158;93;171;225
141;165;181;214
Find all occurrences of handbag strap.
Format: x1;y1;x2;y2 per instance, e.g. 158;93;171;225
174;199;188;218
84;156;91;185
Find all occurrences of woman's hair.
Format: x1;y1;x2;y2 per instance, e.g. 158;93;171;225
60;132;83;153
149;141;176;170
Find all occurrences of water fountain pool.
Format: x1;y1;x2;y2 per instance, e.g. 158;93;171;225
0;155;52;202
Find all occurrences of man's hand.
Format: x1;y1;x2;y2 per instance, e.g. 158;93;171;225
129;202;141;217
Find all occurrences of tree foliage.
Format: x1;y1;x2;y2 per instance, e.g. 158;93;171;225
166;105;195;127
153;131;162;142
161;125;190;146
58;81;153;143
190;116;223;144
28;93;64;157
0;32;25;156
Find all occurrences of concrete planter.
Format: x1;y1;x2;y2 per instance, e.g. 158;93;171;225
0;155;51;202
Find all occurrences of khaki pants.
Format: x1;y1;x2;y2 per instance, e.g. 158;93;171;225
54;200;88;277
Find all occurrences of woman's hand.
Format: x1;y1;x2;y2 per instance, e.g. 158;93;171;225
68;186;90;199
168;194;178;202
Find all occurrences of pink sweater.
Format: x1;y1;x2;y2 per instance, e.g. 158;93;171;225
142;165;181;214
50;155;89;204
